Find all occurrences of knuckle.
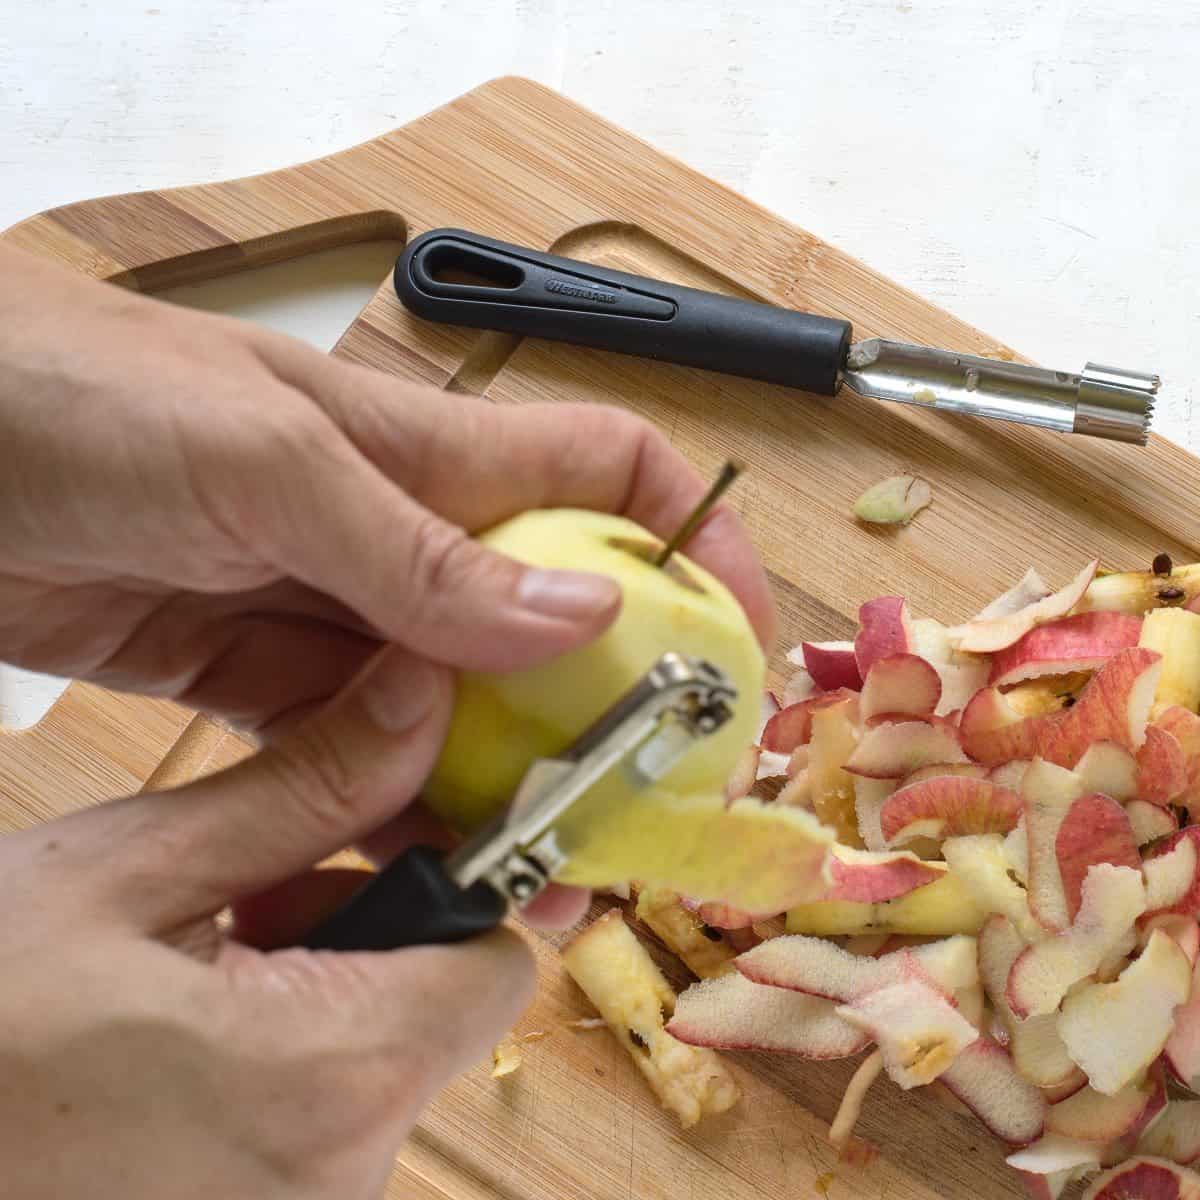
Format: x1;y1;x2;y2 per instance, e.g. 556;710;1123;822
579;402;652;450
244;401;343;478
110;797;206;882
263;720;363;836
405;513;474;614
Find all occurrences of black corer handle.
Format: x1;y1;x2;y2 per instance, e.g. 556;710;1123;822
301;845;508;951
394;229;852;396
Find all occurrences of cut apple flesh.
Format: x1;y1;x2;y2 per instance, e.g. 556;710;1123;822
979;915;1080;1088
977;568;1053;621
960;686;1051;764
1143;827;1200;916
1058;930;1193;1096
1023;759;1087;932
1140;608;1200;713
1007;1134;1103;1175
692;898;761;931
956;980;986;1030
854;775;895;853
1128;800;1180;846
808;697;863;845
1077;562;1200;614
776;769;814;809
835;979;979;1089
632;886;737;980
781;667;819;706
755;748;791;780
1075;742;1139;802
1045;1077;1166;1144
1165;958;1200;1094
853;473;932;525
787;868;988;937
1004;817;1031;882
1140;915;1200;967
1013;1014;1088;1091
910;616;992;717
1006;864;1147;1018
561;909;740;1127
977;913;1027;1004
828;1048;884;1153
667;971;870;1058
942;833;1043;941
1043;1071;1089;1104
1007;673;1093;718
1138;1101;1200;1166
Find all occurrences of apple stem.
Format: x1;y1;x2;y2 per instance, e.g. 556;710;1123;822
655;459;745;568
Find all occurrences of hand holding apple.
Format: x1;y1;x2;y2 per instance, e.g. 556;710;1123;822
0;244;776;729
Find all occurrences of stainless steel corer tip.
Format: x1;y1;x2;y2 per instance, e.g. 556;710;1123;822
842;342;1157;444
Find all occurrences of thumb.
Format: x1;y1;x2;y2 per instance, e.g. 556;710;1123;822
113;645;453;929
236;407;621;673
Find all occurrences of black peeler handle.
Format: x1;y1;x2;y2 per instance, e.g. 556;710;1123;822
301;846;508;951
394;229;853;396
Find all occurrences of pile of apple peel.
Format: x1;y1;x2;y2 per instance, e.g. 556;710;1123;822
562;558;1200;1200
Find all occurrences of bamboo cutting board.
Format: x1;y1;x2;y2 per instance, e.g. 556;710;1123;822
3;77;1199;1200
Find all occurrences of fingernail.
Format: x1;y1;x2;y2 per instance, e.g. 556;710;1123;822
358;650;442;733
518;569;621;621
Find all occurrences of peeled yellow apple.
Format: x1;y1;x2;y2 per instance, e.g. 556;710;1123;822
425;509;834;910
427;508;766;830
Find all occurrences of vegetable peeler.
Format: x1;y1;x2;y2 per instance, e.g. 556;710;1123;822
393;229;1157;444
301;653;736;951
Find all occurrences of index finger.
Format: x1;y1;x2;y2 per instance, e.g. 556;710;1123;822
259;342;776;648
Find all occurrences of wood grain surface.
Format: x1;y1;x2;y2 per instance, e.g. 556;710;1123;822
3;76;1198;1200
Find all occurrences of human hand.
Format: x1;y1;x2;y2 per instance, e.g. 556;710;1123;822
0;645;535;1200
0;244;775;738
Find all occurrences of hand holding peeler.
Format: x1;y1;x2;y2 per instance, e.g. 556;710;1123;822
393;229;1157;444
301;653;736;951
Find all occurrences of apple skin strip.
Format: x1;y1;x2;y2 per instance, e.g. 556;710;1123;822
553;775;835;914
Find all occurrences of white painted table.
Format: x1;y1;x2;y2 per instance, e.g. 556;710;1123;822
2;0;1197;727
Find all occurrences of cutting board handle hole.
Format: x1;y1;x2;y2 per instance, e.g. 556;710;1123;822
154;236;407;354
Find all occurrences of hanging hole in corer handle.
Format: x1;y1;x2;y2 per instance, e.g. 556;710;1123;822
421;242;525;290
